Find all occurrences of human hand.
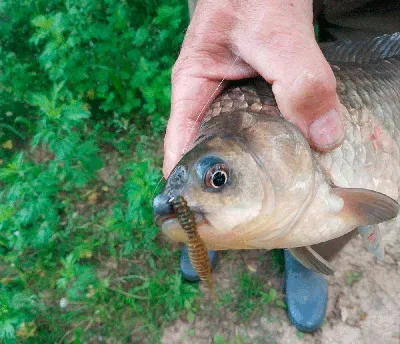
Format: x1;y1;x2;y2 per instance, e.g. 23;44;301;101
163;0;344;177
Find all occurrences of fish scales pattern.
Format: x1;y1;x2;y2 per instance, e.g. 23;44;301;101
315;59;400;200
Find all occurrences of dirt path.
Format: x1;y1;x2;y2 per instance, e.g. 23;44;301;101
161;225;400;344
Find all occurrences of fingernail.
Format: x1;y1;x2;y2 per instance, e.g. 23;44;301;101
309;109;344;150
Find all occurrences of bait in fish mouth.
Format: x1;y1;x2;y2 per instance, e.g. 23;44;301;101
171;196;214;293
154;33;400;278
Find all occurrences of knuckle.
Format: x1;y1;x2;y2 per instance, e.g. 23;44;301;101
291;63;337;105
313;69;336;97
306;68;337;97
171;51;206;86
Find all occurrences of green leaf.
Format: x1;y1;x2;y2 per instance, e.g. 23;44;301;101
31;15;52;29
134;27;149;45
214;334;229;344
187;311;195;324
0;321;15;340
62;106;90;121
269;288;277;301
57;277;67;290
74;327;82;344
276;299;287;309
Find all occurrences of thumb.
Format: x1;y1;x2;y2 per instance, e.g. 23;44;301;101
272;51;344;152
238;3;344;151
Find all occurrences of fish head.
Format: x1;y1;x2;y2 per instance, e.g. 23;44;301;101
153;111;316;250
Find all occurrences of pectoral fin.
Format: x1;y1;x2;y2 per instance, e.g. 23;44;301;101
358;225;384;261
288;246;335;276
331;188;399;226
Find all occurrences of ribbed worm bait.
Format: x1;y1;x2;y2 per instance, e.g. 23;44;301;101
171;195;214;292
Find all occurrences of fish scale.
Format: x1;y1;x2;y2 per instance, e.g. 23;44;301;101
319;62;400;200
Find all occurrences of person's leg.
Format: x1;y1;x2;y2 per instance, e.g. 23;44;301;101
284;250;328;332
285;229;358;332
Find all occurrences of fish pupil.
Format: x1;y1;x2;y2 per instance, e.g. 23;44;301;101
202;161;229;190
212;171;226;187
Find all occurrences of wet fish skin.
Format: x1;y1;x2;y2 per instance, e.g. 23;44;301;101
155;34;400;254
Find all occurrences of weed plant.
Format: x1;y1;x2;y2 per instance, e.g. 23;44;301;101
0;1;201;342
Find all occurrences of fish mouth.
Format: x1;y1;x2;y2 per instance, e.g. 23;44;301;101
159;211;207;243
154;214;175;227
153;195;226;248
154;207;204;226
161;216;238;251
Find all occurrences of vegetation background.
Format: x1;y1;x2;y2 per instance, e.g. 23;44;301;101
0;1;284;343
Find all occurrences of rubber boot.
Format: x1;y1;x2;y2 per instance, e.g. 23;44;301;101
284;249;328;333
180;245;219;282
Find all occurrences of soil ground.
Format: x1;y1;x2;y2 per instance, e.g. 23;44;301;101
161;225;400;344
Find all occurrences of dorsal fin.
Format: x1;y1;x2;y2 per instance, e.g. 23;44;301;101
321;33;400;64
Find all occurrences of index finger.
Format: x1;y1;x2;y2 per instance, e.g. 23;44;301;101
163;73;221;178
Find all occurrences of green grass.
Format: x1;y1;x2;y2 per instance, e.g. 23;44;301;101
0;1;289;343
345;271;363;286
0;1;199;342
236;271;266;321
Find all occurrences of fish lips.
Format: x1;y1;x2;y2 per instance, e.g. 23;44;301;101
154;208;205;227
161;214;208;245
153;193;205;227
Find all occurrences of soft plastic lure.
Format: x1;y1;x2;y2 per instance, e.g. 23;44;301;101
171;195;214;292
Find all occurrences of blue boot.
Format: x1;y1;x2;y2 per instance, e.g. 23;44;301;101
180;245;219;282
284;249;328;333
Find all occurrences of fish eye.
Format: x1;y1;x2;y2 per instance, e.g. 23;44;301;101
204;164;229;189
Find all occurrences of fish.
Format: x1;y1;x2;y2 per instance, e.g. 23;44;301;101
153;33;400;275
